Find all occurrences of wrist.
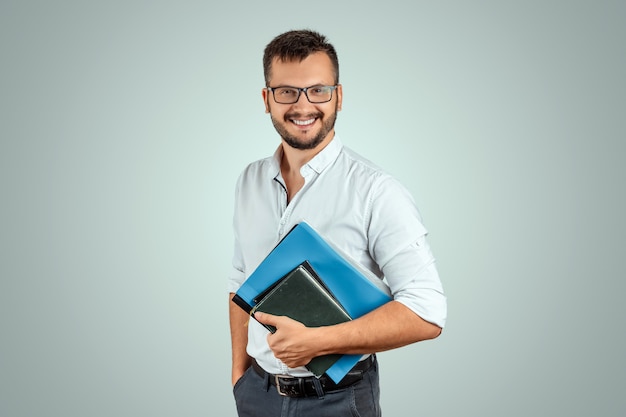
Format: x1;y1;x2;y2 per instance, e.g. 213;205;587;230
311;325;341;356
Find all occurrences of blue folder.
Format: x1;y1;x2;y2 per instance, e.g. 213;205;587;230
232;221;392;383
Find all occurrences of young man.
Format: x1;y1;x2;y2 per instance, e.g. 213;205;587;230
228;29;446;417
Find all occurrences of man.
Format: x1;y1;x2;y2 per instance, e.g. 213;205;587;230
228;29;446;417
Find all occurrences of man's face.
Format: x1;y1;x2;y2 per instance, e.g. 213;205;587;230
262;52;342;150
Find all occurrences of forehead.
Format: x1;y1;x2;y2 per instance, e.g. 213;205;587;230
269;52;335;86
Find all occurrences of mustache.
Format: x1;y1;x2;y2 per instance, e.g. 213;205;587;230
284;111;323;120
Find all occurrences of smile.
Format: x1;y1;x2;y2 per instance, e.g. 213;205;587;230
291;118;316;126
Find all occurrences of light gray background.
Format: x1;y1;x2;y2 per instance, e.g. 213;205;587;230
1;1;624;416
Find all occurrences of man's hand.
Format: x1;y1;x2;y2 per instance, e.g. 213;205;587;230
254;312;322;368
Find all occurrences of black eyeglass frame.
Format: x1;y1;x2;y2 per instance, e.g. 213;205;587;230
266;85;338;104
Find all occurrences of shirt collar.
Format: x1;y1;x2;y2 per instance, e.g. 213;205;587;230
307;136;343;174
269;136;343;178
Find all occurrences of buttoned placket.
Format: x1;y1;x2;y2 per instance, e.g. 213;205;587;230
275;163;317;242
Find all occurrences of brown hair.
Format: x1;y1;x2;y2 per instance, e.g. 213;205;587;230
263;29;339;86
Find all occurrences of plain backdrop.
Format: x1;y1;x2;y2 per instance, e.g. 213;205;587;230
1;1;624;416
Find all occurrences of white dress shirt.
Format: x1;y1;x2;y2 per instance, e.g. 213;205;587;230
229;136;446;377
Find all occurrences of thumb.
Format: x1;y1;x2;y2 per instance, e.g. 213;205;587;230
253;311;279;326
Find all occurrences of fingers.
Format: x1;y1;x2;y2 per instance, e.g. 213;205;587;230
254;313;314;368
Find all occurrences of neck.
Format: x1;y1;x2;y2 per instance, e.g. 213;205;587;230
279;131;334;202
280;130;334;174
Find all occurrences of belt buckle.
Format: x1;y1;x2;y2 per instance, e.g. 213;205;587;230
275;374;295;397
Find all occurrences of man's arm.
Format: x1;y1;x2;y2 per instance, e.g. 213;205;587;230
229;292;252;386
254;300;441;369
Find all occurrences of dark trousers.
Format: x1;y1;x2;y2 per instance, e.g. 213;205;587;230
233;360;382;417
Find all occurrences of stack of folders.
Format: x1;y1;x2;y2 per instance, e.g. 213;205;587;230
232;222;392;383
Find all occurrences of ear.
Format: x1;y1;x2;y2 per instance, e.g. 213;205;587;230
262;88;270;113
336;84;343;111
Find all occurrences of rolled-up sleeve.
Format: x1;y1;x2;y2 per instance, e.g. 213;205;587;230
381;237;447;328
228;174;247;294
367;175;447;328
228;234;246;293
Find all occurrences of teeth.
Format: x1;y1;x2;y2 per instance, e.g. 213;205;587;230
292;118;315;126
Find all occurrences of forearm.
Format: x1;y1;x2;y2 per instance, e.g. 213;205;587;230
256;300;442;369
315;300;441;355
229;293;252;384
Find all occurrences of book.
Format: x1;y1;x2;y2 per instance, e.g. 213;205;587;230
250;261;351;377
232;221;392;383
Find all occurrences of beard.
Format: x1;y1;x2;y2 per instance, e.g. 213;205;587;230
270;105;338;150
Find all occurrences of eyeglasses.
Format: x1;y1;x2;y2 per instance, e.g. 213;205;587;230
267;85;338;104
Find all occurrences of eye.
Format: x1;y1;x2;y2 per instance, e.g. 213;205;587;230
277;88;297;97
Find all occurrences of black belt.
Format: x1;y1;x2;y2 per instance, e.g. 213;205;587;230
251;355;375;398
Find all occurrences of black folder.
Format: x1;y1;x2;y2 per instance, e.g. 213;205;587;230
250;261;351;377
